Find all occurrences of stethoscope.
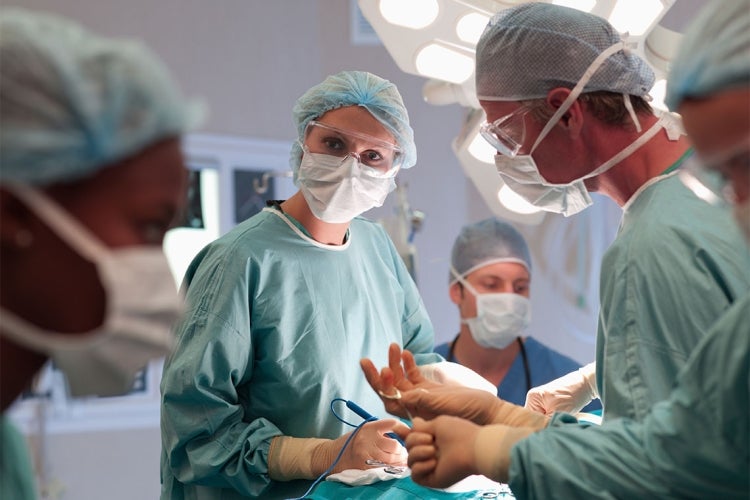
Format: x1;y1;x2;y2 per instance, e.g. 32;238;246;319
447;335;532;394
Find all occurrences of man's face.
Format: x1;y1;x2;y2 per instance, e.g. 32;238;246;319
679;88;750;203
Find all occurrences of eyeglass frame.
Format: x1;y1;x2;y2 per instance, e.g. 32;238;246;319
479;106;534;158
303;120;403;177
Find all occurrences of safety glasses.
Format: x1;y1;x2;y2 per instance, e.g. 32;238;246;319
304;120;403;178
680;142;749;206
479;106;532;158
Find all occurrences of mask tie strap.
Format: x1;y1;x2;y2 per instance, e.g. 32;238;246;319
623;94;643;133
530;41;626;153
4;182;108;262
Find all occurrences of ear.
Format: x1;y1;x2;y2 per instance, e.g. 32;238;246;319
448;282;463;305
546;87;584;140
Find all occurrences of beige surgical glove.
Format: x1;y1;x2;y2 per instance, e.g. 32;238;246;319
417;361;498;394
268;419;408;481
524;361;598;415
474;423;539;483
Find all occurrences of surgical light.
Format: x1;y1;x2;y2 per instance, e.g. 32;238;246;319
467;132;495;164
379;0;439;29
415;43;474;84
649;79;668;111
456;12;489;44
608;0;665;36
498;184;542;215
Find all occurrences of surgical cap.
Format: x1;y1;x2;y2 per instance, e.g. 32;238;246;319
475;3;655;101
0;8;202;185
664;0;750;111
289;71;416;178
450;218;532;283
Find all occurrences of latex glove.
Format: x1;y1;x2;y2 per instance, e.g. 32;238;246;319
396;384;549;429
400;416;537;488
361;343;442;420
524;361;598;415
267;419;408;481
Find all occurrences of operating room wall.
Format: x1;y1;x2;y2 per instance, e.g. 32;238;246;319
4;1;625;499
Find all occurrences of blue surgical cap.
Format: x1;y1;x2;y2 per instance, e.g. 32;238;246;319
665;0;750;112
289;71;416;179
450;218;532;283
0;8;203;185
475;3;655;101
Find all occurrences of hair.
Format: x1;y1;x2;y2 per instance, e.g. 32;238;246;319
522;91;653;129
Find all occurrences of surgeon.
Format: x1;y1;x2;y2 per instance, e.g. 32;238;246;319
436;217;599;410
0;8;199;500
159;71;441;499
471;2;749;421
364;1;750;496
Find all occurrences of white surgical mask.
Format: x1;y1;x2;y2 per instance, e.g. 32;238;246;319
452;268;531;349
297;149;396;223
0;183;181;397
493;41;683;217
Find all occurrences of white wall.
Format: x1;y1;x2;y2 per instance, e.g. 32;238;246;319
4;1;642;499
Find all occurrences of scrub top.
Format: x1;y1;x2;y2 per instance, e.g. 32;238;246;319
160;206;440;499
509;293;750;499
596;157;750;420
0;415;37;500
435;337;601;412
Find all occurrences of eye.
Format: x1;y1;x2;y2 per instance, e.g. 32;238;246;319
322;136;346;152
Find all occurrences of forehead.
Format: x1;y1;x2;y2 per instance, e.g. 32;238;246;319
315;105;395;144
480;100;524;122
467;260;530;281
678;88;750;160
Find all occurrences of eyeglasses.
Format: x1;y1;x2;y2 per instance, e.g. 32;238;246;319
479;107;532;158
679;142;749;206
304;120;403;177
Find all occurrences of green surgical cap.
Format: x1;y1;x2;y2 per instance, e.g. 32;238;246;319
289;71;416;179
475;3;654;101
450;218;532;284
665;0;750;111
0;8;203;185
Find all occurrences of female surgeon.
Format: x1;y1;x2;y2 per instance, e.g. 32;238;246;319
0;8;199;500
363;1;750;497
159;70;441;499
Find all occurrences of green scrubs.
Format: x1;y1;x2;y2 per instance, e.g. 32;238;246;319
0;415;37;500
597;159;750;420
160;207;440;499
510;293;749;499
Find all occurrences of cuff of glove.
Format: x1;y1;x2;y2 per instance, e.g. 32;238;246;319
579;362;599;399
489;399;550;430
473;424;536;483
268;436;331;481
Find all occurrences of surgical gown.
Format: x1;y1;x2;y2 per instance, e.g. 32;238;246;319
435;337;600;411
509;292;750;499
160;206;440;499
0;415;37;500
596;159;750;420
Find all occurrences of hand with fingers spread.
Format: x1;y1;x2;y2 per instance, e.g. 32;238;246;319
360;343;441;419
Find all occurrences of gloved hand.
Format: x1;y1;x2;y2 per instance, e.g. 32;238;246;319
267;419;409;481
400;416;537;488
398;385;549;428
418;361;498;395
524;361;598;415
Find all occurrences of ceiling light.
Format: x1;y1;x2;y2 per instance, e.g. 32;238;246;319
455;12;489;44
498;184;542;215
552;0;596;12
649;79;668;111
467;132;495;164
415;43;474;83
608;0;664;36
379;0;440;29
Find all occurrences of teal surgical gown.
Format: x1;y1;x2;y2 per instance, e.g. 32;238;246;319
160;207;440;499
596;160;750;420
509;292;750;499
0;415;37;500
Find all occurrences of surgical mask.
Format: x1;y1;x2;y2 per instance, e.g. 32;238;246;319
487;41;682;217
297;148;396;223
0;183;180;397
452;269;531;349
